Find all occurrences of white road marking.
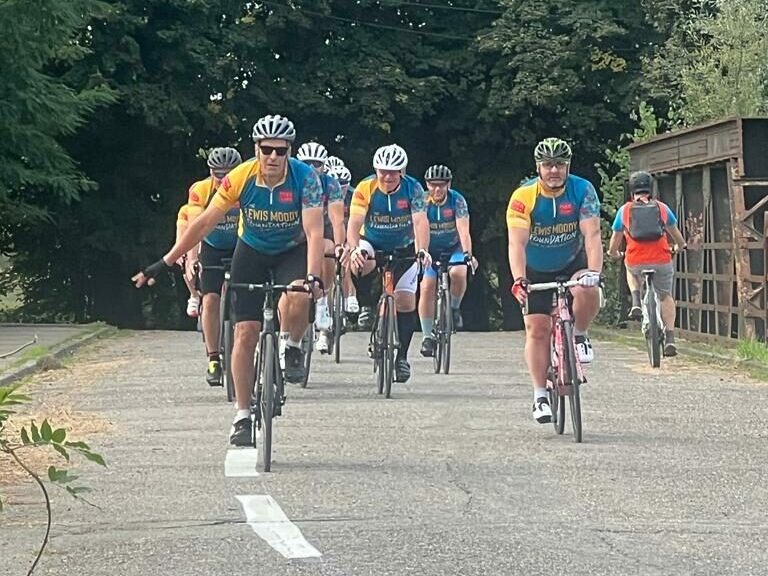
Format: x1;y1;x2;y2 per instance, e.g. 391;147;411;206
225;449;260;477
235;495;322;559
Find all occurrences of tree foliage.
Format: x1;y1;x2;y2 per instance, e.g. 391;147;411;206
0;0;679;328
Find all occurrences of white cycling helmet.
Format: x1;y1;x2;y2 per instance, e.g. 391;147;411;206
373;144;408;171
329;165;352;185
251;114;296;142
296;142;328;164
326;155;345;171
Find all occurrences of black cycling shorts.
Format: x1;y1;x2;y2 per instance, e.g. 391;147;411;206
229;240;308;323
523;251;588;316
199;243;235;295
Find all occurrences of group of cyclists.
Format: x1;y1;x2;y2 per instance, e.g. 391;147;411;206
132;116;687;442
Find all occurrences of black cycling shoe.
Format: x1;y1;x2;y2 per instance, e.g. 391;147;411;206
206;360;223;387
394;358;411;383
283;345;305;383
229;418;252;447
420;337;436;358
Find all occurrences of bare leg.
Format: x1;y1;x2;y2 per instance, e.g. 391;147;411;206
232;321;260;410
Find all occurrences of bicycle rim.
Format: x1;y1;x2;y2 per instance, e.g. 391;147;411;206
384;299;395;399
563;322;583;443
259;334;275;472
646;286;661;368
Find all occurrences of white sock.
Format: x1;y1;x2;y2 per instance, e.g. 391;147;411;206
279;331;290;340
233;409;250;424
534;388;549;401
287;337;302;348
574;327;587;337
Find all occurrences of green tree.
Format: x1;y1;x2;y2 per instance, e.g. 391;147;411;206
0;0;114;251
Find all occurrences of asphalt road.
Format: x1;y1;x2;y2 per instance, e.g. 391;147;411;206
2;329;767;576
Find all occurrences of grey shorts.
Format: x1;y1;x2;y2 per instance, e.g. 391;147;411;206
628;262;674;296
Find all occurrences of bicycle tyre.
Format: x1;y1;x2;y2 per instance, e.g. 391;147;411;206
300;329;312;389
333;280;343;364
563;321;583;443
645;281;662;368
259;333;275;472
224;320;235;402
433;291;443;374
443;292;452;375
384;297;395;399
374;307;385;395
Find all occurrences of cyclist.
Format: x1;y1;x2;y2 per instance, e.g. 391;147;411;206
296;142;345;354
506;137;602;424
175;203;200;318
347;144;430;383
607;170;686;357
185;147;242;386
132;114;325;446
329;164;360;315
417;164;477;357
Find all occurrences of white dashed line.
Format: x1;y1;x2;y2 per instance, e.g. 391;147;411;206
235;495;322;559
225;449;260;477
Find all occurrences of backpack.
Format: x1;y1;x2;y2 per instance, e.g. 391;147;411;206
626;200;665;241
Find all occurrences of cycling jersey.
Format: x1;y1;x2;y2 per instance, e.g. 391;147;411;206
176;204;190;229
427;188;468;253
187;177;239;250
612;200;677;266
506;174;600;272
349;174;426;250
211;157;323;255
320;172;343;238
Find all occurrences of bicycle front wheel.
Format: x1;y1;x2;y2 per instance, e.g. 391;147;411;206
443;293;453;375
433;292;443;374
299;328;313;389
224;320;235;403
645;287;662;368
563;322;583;443
333;279;343;364
373;308;385;395
258;333;276;472
384;298;396;399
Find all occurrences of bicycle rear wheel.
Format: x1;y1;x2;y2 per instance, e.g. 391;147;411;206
258;333;276;472
645;284;662;368
562;322;582;443
333;280;343;364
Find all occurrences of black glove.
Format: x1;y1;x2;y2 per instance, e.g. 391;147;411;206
144;258;172;280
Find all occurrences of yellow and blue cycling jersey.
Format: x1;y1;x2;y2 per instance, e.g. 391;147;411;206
320;172;343;232
427;188;469;254
349;174;426;250
506;174;600;272
187;177;239;250
211;157;323;255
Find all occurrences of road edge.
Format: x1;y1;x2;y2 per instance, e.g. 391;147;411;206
0;324;117;386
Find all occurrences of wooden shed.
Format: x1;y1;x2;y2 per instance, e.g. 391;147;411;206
627;117;768;341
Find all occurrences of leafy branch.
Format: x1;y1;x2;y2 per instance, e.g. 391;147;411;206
0;383;106;576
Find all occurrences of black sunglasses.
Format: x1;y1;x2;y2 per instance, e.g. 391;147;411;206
259;145;289;157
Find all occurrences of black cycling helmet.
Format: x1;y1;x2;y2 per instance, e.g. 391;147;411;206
424;164;453;181
207;147;242;170
628;171;654;195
